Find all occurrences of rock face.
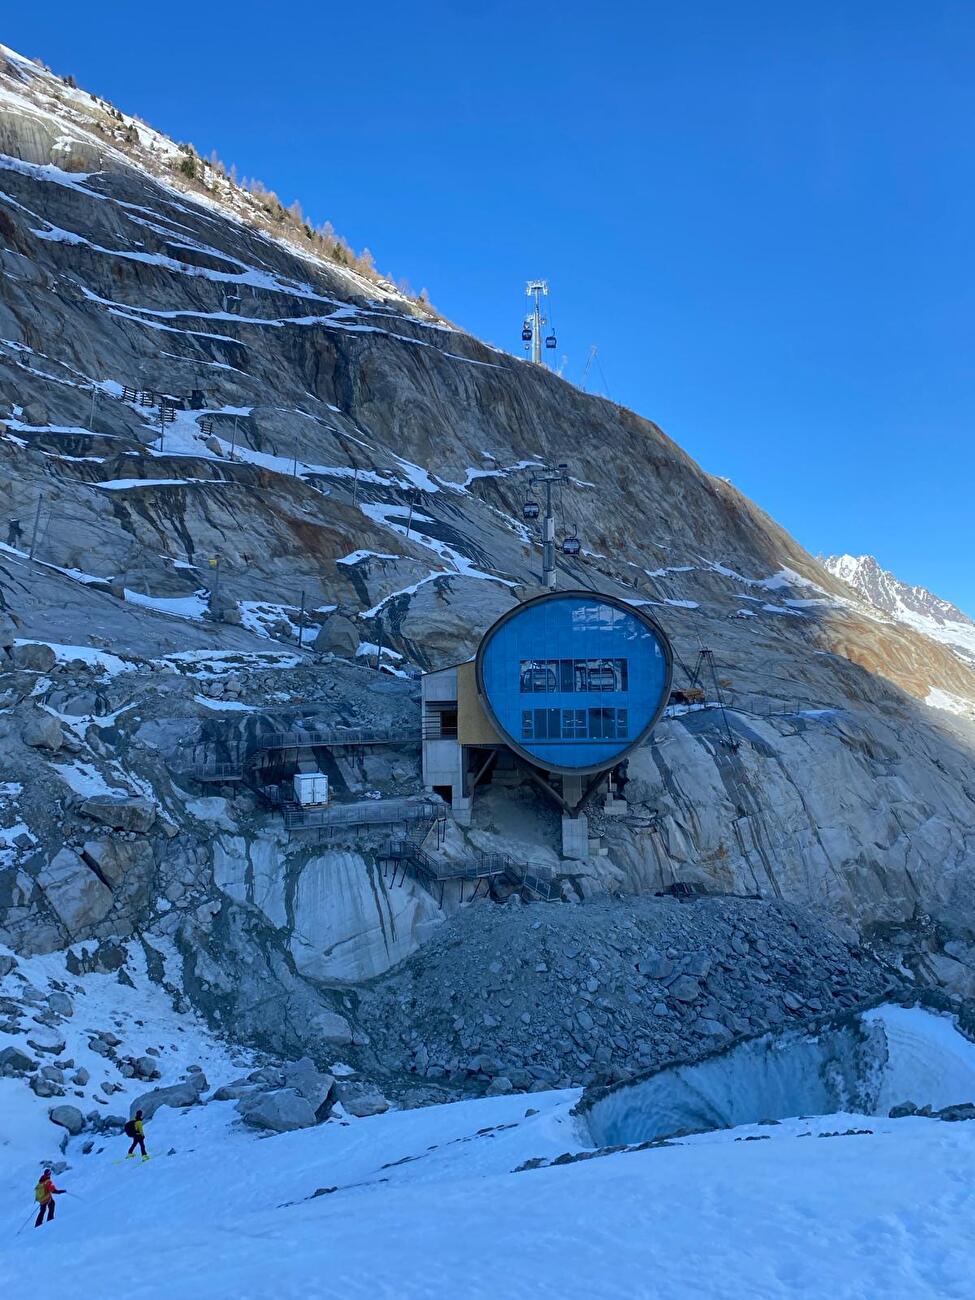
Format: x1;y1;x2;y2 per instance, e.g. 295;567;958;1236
0;45;974;1084
34;850;114;939
824;554;975;669
288;852;443;982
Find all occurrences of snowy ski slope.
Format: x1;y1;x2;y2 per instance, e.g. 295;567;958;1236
4;1006;975;1298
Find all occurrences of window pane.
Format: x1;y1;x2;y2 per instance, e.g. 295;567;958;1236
522;710;534;738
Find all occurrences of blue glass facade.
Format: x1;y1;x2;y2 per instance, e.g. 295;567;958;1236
477;594;672;773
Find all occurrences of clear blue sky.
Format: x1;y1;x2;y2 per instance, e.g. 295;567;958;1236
7;2;973;611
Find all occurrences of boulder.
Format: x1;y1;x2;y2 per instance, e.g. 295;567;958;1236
72;1067;90;1086
21;711;63;751
35;849;113;937
668;976;701;1004
283;1057;336;1114
46;991;74;1017
80;796;156;833
0;954;16;978
0;1045;36;1073
638;953;674;980
134;1055;161;1081
311;1009;354;1046
131;1073;208;1120
237;1087;318;1133
27;1027;66;1056
937;1102;975;1123
313;615;360;657
49;1104;85;1135
22;401;49;426
31;1075;59;1097
10;642;56;673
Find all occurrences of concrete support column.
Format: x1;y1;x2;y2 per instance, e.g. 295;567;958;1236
562;775;584;809
561;813;589;860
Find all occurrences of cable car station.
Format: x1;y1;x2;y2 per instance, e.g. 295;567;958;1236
421;591;673;860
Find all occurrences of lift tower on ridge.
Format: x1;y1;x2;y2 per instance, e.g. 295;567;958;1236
522;280;557;365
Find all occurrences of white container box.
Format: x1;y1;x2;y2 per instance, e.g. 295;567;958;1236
293;772;329;807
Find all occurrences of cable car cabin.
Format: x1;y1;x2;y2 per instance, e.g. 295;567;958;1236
562;535;581;557
521;324;533;342
523;500;540;520
545;334;557;349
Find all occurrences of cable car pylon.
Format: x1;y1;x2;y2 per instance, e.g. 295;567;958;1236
522;280;556;366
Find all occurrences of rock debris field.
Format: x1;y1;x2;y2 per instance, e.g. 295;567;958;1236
358;895;895;1092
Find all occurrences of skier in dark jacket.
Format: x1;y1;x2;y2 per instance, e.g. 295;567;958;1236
34;1170;64;1227
125;1109;148;1159
6;518;23;548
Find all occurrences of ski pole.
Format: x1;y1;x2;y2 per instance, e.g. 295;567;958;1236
15;1207;37;1236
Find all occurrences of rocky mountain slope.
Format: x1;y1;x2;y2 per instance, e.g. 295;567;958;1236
824;554;975;672
1;41;975;1121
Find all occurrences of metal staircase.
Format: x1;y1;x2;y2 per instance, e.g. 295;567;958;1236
378;822;560;905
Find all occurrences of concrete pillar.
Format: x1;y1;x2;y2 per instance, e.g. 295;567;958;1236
562;774;584;810
561;814;589;860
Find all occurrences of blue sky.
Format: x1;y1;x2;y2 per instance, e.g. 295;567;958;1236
6;2;972;611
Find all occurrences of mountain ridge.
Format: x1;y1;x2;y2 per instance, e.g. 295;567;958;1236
823;553;975;672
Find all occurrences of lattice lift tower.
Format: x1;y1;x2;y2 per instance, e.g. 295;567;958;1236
522;280;556;365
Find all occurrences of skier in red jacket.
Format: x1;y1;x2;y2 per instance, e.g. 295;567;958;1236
34;1170;64;1227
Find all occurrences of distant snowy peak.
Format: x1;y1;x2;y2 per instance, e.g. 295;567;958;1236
823;554;975;666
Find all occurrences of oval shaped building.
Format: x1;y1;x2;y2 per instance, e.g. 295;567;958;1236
475;591;673;776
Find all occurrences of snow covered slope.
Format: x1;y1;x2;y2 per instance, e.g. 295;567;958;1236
824;554;975;668
4;1004;975;1299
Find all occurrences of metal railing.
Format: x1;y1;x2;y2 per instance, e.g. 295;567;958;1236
178;723;418;782
283;798;441;831
379;837;559;903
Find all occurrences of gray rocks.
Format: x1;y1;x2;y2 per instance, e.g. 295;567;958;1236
134;1055;161;1081
313;615;360;657
35;849;113;937
132;1072;208;1120
10;642;56;672
283;1057;335;1114
0;1045;36;1073
21;710;63;751
0;612;20;648
936;1102;975;1123
72;1067;90;1086
31;1075;60;1097
26;1027;66;1055
237;1087;318;1132
49;1104;85;1135
79;796;156;833
638;953;674;980
46;991;74;1017
22;400;49;425
668;976;702;1004
312;1010;353;1046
